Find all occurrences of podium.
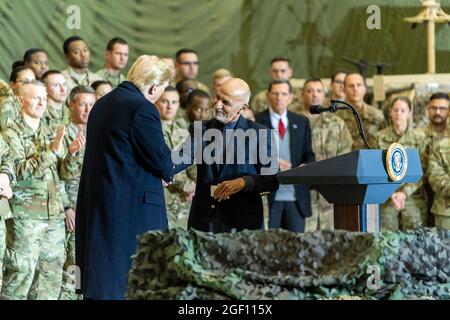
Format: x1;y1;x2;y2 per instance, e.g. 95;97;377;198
277;149;422;232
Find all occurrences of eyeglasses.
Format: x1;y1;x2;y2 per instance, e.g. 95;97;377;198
428;106;449;112
333;80;344;85
182;88;195;94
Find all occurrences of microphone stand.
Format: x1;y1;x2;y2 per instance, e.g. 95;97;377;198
330;100;372;149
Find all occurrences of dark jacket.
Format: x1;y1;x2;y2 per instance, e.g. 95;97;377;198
255;110;315;217
76;81;173;300
173;116;279;232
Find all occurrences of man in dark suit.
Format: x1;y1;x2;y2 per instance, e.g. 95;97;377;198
75;55;174;300
173;78;279;233
255;80;315;232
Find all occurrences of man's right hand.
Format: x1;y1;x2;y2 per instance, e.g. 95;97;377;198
279;159;292;172
69;131;86;156
51;126;66;154
65;208;76;232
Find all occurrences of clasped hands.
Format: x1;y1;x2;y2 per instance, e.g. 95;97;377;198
213;177;246;202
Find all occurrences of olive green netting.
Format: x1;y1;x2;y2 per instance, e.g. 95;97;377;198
127;228;450;300
1;0;450;94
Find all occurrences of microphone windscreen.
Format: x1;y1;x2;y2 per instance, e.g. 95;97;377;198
310;105;322;114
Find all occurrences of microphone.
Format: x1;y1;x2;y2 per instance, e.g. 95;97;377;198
309;103;350;114
310;100;372;149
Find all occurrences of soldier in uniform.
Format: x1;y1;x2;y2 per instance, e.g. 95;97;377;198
411;93;450;226
176;79;198;111
0;137;14;291
91;80;113;100
155;86;194;229
96;37;129;88
212;68;233;95
58;85;95;300
61;36;103;95
180;89;211;206
1;81;68;300
185;89;212;123
0;66;35;131
327;71;347;103
175;48;211;95
374;97;428;231
161;56;177;87
252;57;302;114
23;48;49;80
338;73;386;150
41;70;70;132
299;78;353;232
428;136;450;229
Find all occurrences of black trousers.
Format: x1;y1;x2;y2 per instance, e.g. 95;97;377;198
269;201;305;233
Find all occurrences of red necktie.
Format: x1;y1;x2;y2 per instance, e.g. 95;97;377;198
278;118;286;139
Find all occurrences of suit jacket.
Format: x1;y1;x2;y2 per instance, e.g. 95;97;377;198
76;81;173;300
255;110;315;217
173;116;279;232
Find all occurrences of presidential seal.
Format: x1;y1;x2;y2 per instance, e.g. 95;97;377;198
386;143;408;181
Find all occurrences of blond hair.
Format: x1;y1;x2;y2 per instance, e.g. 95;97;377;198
212;68;233;82
127;55;171;91
18;80;46;96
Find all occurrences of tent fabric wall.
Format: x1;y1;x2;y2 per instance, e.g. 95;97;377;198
0;0;449;93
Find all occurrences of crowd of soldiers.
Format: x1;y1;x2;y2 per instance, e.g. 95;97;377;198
0;34;449;300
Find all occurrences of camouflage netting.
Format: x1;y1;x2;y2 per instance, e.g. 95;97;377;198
126;228;450;300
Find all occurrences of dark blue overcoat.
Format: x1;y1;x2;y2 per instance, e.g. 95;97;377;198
76;81;173;300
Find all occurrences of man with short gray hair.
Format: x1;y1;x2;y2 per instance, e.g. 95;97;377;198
58;85;95;300
173;78;279;233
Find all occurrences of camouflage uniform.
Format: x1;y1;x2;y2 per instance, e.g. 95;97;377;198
1;117;68;300
0;219;5;291
62;67;103;97
96;68;126;88
43;104;70;133
299;113;353;232
175;107;189;124
0;80;21;131
375;126;428;231
428;137;450;229
161;118;194;230
58;121;85;300
252;82;302;114
402;125;450;227
338;102;386;150
0;136;15;291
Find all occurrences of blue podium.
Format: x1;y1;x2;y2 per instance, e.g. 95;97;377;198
277;149;423;232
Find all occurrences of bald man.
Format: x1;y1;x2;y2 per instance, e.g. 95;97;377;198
173;78;279;233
